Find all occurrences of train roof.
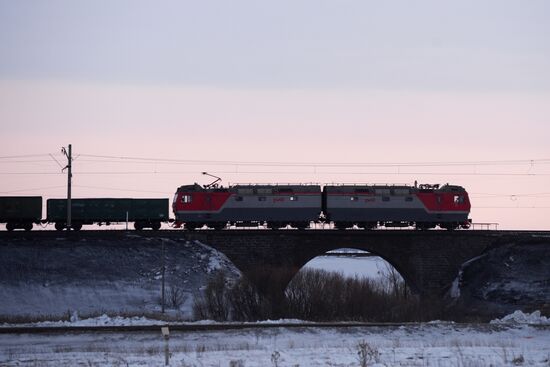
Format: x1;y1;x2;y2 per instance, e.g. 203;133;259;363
176;183;467;194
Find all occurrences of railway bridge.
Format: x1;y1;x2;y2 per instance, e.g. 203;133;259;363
181;230;548;298
1;230;548;302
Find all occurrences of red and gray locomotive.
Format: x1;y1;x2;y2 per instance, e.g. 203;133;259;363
173;181;471;230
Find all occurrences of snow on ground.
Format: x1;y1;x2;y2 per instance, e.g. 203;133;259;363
490;310;550;325
1;323;549;366
0;313;305;328
304;255;388;279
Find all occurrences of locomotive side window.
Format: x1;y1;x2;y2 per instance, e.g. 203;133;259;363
405;196;413;202
181;195;192;203
454;195;464;204
258;196;267;202
235;196;243;202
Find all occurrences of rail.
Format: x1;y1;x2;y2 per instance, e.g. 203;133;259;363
1;321;542;334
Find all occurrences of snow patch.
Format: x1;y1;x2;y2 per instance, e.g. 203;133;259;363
449;270;462;298
490;310;550;325
449;253;487;299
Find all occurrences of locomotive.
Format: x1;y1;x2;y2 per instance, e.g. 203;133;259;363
173;181;471;230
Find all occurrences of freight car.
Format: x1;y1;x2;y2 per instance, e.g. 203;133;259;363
173;182;471;230
47;198;169;231
0;196;42;231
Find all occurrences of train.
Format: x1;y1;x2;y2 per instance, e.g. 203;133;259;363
0;197;168;231
1;181;471;231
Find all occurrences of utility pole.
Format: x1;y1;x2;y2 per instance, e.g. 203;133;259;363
62;144;72;230
161;239;165;313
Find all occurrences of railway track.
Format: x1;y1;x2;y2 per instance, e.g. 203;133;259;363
1;321;546;334
0;322;415;334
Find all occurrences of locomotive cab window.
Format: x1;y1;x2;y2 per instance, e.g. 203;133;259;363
454;195;464;204
181;195;192;203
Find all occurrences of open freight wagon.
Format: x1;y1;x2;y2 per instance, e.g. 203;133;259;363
0;196;43;231
47;198;169;231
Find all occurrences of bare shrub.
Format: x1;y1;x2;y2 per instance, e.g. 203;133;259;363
193;266;449;322
168;286;186;309
357;340;380;367
271;351;281;367
193;271;230;321
229;276;270;321
512;354;525;365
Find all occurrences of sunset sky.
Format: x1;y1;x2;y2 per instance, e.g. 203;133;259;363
1;0;549;229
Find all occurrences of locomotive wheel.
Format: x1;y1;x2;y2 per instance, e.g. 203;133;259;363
270;222;283;230
210;222;225;231
6;222;15;232
72;222;83;231
441;223;458;231
293;221;309;230
134;221;144;231
55;222;65;231
363;222;377;230
335;222;352;230
151;221;161;231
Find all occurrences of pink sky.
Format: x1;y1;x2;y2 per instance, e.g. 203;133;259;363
1;81;549;229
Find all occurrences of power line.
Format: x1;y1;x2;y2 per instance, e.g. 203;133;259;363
0;185;66;194
1;170;550;176
0;160;55;164
0;154;51;159
73;185;170;195
0;172;63;175
78;154;550;168
475;206;550;209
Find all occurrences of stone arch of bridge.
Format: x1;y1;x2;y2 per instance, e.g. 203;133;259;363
186;231;494;300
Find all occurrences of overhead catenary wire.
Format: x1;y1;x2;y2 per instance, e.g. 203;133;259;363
73;185;170;195
77;154;550;168
1;170;550;176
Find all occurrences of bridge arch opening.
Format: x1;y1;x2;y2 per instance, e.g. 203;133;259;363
281;248;416;321
303;248;405;285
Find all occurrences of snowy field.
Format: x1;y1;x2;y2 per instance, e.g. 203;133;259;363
305;255;387;279
1;322;549;366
